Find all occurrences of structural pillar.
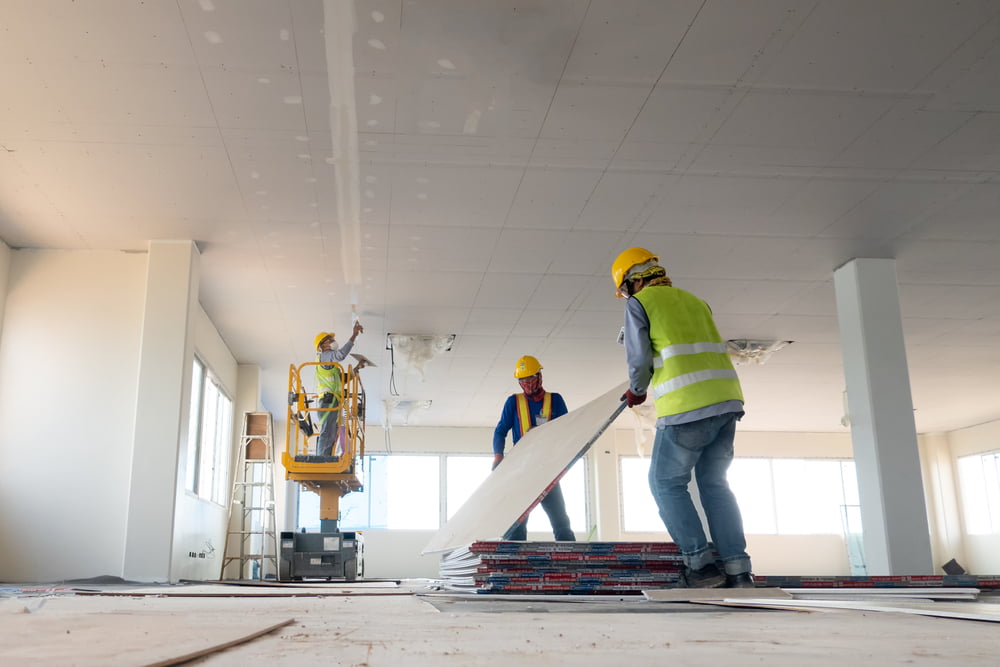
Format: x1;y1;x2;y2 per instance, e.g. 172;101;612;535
123;241;200;582
833;258;933;575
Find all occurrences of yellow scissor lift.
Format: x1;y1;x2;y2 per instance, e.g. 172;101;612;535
279;361;366;581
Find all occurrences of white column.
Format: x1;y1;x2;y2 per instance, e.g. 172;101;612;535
833;258;933;575
123;241;199;582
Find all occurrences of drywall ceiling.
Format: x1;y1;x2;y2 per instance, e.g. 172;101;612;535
1;0;999;434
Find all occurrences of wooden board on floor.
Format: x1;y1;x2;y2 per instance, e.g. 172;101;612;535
0;611;293;666
693;597;1000;622
423;382;628;554
643;587;793;601
72;583;411;598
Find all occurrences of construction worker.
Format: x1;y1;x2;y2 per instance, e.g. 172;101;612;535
492;355;576;542
613;248;754;588
314;320;363;458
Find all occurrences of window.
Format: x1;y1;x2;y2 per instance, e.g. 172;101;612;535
184;357;233;505
296;453;589;534
446;456;492;520
619;455;858;536
298;454;440;530
620;456;661;532
957;451;1000;535
526;457;588;535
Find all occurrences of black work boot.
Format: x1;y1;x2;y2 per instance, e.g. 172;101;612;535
726;572;756;588
677;563;726;588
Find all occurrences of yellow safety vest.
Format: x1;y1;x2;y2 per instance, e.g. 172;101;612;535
315;355;343;396
633;286;743;417
515;392;551;438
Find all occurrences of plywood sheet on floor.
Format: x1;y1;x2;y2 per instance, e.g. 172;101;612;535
4;582;1000;665
0;606;292;666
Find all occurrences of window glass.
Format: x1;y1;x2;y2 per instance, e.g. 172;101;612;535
185;359;205;493
620;456;662;532
386;455;440;529
446;456;492;519
526;458;587;535
729;458;776;534
184;357;232;505
958;451;1000;535
773;459;847;534
299;455;442;530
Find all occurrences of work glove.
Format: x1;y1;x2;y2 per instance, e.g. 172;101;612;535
491;453;504;470
622;389;647;407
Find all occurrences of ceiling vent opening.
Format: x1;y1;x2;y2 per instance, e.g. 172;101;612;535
726;339;793;366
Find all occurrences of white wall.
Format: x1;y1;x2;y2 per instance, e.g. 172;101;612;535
170;306;240;582
945;419;1000;574
0;247;245;584
0;238;10;334
0;250;146;582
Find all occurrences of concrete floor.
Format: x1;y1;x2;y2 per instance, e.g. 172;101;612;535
3;580;1000;665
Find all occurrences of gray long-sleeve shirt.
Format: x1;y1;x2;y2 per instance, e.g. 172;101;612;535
319;339;354;366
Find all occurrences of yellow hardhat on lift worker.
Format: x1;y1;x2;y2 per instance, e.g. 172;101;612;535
314;331;335;349
514;355;542;379
611;247;663;297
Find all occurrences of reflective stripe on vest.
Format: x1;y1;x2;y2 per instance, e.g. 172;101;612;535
315;355;343;395
633;286;743;417
515;392;551;438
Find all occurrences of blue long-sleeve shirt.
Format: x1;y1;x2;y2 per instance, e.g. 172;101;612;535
492;392;568;455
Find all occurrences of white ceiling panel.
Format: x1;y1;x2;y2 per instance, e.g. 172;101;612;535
2;0;1000;433
388;164;521;227
0;1;192;65
488;229;568;273
474;272;544;309
541;82;651;142
756;0;999;91
563;0;699;84
830;104;975;170
505;169;600;229
661;0;802;84
641;175;803;235
627;87;734;144
575;172;667;232
178;0;301;69
712;91;893;155
817;182;968;240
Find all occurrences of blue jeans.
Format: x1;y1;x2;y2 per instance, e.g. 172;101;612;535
504;482;576;541
649;412;751;575
317;393;341;457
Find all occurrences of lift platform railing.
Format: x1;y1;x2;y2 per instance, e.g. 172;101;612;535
282;361;366;479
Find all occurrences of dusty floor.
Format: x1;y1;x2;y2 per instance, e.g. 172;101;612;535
2;580;1000;666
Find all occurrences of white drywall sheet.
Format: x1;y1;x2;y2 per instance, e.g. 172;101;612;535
423;382;628;554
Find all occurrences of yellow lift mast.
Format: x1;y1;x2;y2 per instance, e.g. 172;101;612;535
278;360;367;581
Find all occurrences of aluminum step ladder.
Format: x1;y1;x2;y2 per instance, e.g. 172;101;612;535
221;411;278;580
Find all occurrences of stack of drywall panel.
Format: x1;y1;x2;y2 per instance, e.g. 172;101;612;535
441;541;685;594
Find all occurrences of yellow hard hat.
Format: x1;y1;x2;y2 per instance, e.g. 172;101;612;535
611;247;659;297
314;331;334;349
514;355;542;379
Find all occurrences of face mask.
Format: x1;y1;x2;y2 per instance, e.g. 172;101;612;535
518;374;543;398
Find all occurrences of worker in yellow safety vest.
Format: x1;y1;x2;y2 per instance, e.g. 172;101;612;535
613;247;754;589
492;355;576;541
314;320;363;458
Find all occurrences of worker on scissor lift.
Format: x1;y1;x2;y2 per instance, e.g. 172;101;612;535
314;320;364;458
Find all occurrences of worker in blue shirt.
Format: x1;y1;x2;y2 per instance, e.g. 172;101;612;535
492;356;576;541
